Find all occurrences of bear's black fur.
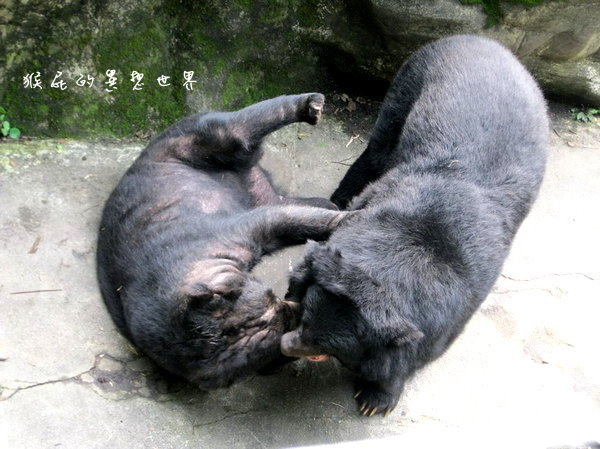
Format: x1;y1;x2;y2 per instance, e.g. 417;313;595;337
97;93;351;389
281;36;548;416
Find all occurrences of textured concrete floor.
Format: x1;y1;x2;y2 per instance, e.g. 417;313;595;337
0;102;598;449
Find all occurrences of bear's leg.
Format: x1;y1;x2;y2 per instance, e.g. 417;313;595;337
233;93;341;209
160;93;325;168
230;93;325;152
246;166;337;210
331;59;426;209
234;205;354;258
330;143;384;209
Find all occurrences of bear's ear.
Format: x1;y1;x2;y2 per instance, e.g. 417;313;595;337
171;260;246;324
292;240;319;272
302;240;327;267
285;240;322;300
367;312;423;348
184;259;246;299
383;317;424;347
171;281;214;325
311;245;379;298
309;244;346;296
391;322;424;346
181;280;216;301
181;280;215;304
304;239;324;253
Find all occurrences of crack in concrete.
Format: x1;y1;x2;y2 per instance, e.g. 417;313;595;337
0;365;96;401
0;352;173;402
73;353;191;403
500;273;598;282
192;408;262;428
492;272;599;298
492;286;567;298
191;408;350;432
0;351;212;409
77;374;189;404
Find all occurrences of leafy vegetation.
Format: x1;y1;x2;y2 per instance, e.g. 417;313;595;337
0;106;22;139
571;107;599;123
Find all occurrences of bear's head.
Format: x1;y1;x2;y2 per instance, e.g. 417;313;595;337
170;257;300;389
280;241;423;380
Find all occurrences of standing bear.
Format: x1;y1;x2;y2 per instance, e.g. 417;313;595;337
281;35;548;416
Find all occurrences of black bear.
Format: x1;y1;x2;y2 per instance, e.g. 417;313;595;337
97;93;351;389
280;36;548;416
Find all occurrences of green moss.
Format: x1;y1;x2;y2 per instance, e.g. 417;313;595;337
1;0;324;137
231;0;253;8
1;2;187;137
161;0;321;110
91;11;184;135
222;70;261;107
221;66;286;108
261;0;295;24
0;139;65;172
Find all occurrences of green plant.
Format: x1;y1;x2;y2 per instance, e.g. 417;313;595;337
0;107;22;139
570;107;599;123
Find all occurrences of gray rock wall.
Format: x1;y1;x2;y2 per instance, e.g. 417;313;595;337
310;0;600;105
0;0;598;137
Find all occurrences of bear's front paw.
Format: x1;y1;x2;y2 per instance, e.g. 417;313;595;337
354;380;400;417
303;93;325;125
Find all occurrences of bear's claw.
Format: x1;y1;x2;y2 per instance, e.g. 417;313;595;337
354;382;399;417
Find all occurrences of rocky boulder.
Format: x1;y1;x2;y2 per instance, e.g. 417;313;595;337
305;0;600;105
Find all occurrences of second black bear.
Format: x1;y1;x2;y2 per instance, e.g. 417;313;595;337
281;36;548;416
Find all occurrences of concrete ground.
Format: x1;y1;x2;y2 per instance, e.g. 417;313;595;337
0;101;599;449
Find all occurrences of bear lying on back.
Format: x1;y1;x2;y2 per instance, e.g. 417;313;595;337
281;36;548;416
97;93;351;389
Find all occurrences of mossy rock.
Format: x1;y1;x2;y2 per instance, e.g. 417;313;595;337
0;0;328;138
